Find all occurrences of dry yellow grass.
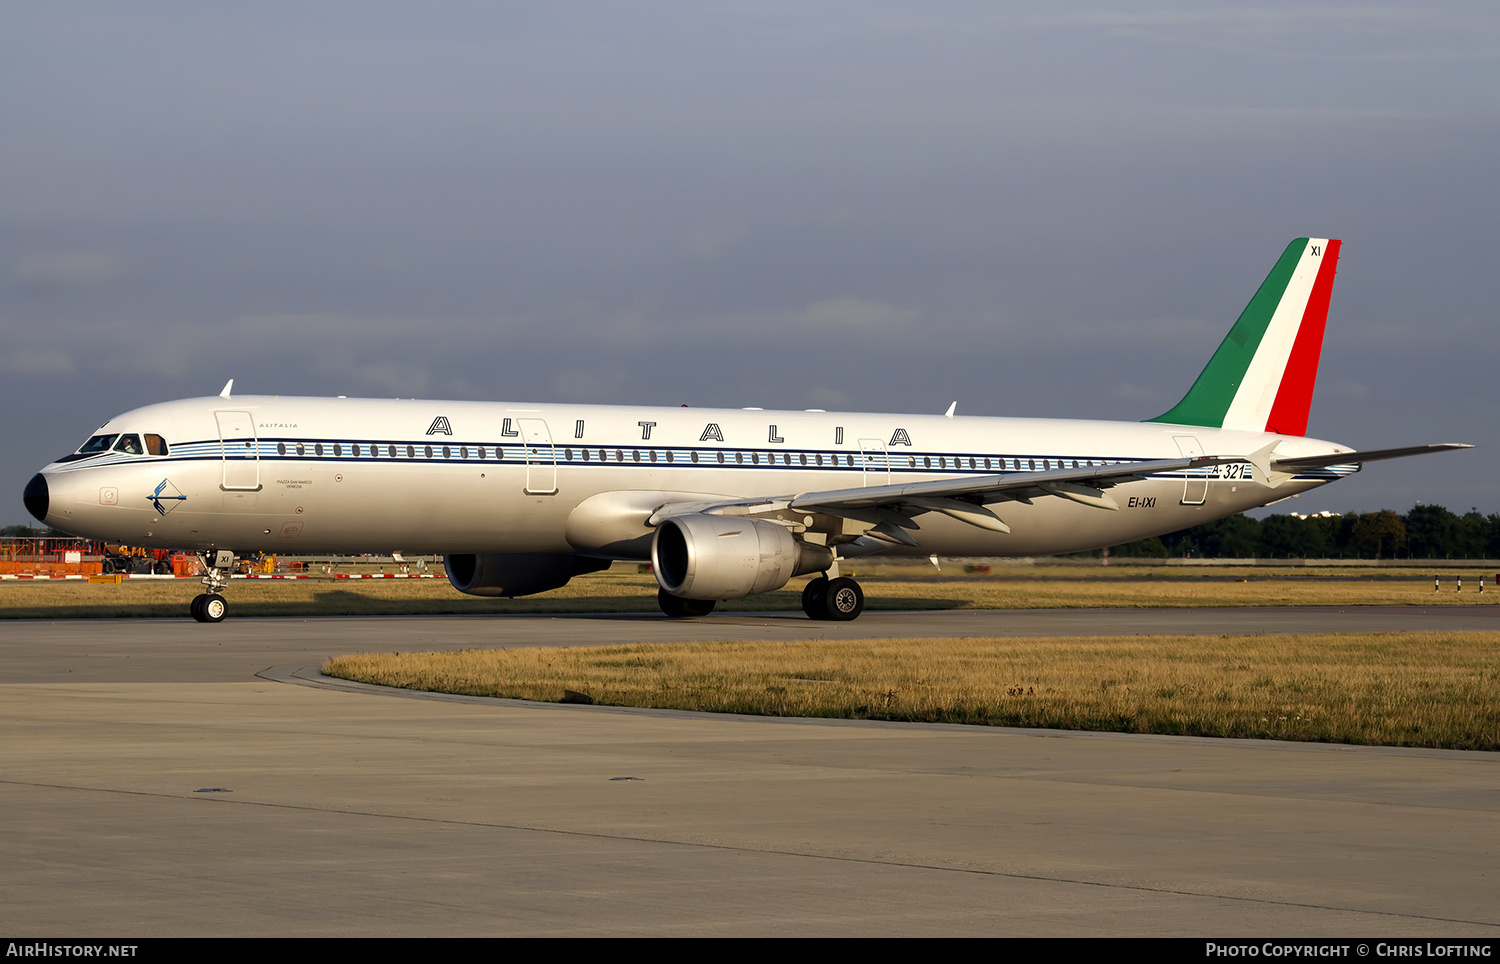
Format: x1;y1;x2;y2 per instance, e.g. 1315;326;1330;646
2;563;1497;618
325;632;1500;750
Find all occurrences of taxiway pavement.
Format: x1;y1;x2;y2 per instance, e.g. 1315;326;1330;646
3;608;1498;936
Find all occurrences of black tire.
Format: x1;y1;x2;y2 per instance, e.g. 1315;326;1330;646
658;588;715;618
190;593;209;622
820;577;864;621
801;577;830;620
201;594;228;623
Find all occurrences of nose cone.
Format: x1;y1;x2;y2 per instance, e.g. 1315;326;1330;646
23;473;49;524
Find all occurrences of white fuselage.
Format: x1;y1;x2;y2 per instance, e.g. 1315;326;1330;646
33;395;1352;558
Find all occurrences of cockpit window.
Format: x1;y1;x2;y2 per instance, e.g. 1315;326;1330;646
78;434;119;454
113;434;144;455
144;434;169;456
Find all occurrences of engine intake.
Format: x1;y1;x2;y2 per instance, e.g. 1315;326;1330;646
651;514;832;600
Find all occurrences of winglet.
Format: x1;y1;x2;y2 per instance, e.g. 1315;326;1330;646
219;379;234;399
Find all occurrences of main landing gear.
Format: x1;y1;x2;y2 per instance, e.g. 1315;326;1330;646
658;588;716;618
655;572;866;621
801;575;865;621
190;550;236;623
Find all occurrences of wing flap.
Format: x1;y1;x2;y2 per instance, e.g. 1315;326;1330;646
786;457;1207;512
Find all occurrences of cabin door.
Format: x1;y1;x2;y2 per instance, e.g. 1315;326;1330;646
215;411;260;490
1172;435;1207;505
860;439;889;487
519;418;557;495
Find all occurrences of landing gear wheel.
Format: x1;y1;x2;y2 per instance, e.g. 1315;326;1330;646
658;588;715;618
821;577;864;621
201;593;227;622
801;577;830;620
192;593;227;623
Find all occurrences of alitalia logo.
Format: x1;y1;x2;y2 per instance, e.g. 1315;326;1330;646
426;416;452;436
147;478;186;516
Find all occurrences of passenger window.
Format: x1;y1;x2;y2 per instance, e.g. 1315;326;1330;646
334;443;343;456
295;442;305;456
315;443;324;456
425;445;433;458
277;443;287;456
144;434;169;456
114;435;144;455
407;445;415;458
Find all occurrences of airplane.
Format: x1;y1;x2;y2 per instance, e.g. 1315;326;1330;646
21;238;1470;623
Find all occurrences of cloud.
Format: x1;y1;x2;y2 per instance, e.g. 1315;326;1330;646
686;221;744;260
796;297;919;329
0;349;75;374
11;251;126;288
1114;382;1157;401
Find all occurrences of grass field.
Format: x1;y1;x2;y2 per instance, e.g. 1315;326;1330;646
324;631;1500;750
1;562;1496;618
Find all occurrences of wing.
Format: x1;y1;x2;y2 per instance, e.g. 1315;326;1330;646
647;456;1227;548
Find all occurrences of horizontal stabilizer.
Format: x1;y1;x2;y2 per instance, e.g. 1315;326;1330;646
1271;443;1473;471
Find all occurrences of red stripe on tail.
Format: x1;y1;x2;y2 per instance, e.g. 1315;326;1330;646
1264;239;1341;436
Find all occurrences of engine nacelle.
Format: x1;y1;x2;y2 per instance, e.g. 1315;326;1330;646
445;552;610;598
651;514;832;600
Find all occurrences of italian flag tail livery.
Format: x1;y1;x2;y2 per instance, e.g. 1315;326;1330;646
1150;237;1341;436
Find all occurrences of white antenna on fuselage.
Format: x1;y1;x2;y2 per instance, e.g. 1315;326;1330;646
220;379;234;399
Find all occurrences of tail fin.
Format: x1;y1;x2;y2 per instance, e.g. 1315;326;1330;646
1149;237;1341;436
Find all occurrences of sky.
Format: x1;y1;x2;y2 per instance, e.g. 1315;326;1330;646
2;1;1496;523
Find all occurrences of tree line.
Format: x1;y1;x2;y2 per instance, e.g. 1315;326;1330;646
1104;504;1500;560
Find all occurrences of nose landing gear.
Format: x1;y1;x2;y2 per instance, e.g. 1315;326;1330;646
190;550;236;623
